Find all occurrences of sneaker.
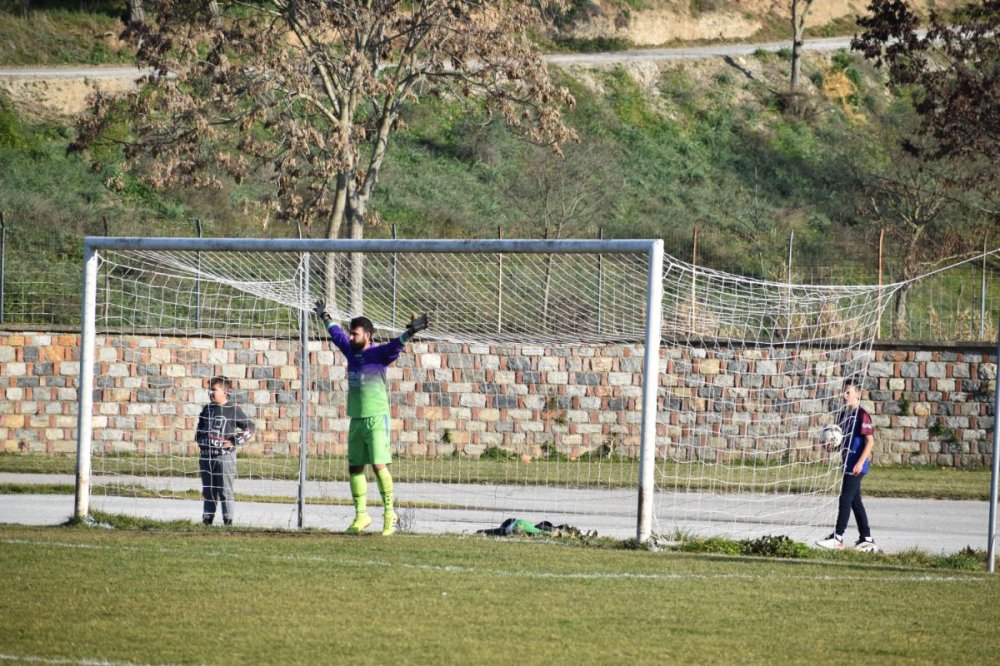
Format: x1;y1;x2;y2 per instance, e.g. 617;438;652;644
855;537;878;553
346;513;372;534
382;511;398;536
815;533;844;550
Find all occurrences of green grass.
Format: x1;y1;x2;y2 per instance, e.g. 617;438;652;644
1;453;994;500
0;524;997;665
0;8;132;66
862;465;996;500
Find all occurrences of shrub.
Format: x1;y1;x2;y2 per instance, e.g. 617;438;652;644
740;534;812;558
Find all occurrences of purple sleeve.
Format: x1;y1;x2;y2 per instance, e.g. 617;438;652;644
326;323;353;357
370;336;407;365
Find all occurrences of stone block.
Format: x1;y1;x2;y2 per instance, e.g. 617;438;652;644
925;362;947;378
698;359;721;375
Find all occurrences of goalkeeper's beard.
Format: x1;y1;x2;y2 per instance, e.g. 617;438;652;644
351;340;366;352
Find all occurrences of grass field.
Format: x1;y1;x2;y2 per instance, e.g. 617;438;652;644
2;453;994;501
1;523;998;665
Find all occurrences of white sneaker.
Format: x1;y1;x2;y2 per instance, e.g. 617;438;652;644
854;538;878;553
815;533;844;550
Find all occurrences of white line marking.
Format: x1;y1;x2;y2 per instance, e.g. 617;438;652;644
0;654;174;666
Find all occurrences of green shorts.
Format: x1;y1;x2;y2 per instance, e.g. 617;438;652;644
348;415;392;467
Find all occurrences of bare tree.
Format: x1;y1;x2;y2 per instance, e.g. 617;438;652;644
714;166;789;281
499;142;619;330
76;1;575;312
855;131;987;338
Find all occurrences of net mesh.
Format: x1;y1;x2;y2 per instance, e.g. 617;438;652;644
84;243;896;539
654;257;891;537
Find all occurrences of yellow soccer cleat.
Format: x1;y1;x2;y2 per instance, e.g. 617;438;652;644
345;513;372;534
382;511;398;536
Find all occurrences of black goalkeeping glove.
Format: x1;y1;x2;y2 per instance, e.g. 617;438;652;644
406;312;429;338
313;300;333;325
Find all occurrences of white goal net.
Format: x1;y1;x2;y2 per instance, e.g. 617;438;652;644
75;238;896;541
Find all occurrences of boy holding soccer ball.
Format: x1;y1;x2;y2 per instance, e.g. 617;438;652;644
816;378;878;552
314;301;428;536
195;376;255;526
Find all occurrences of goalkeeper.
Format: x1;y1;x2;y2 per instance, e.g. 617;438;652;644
195;375;255;526
313;300;428;536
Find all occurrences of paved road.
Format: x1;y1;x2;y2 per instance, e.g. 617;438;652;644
0;35;859;80
0;65;154;78
0;473;991;554
544;35;856;66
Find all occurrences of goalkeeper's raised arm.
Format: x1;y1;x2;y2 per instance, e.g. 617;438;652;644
313;300;428;345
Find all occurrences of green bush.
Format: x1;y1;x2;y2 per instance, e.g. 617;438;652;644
740;534;812;558
0;95;26;150
479;447;517;461
678;536;744;556
551;36;632;53
936;546;989;571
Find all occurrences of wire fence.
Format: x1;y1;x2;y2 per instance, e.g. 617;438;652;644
1;214;997;342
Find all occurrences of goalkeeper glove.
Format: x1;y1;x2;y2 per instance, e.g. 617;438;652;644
406;312;429;338
313;300;333;325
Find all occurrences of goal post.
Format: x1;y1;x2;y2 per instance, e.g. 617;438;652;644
74;243;99;520
75;237;666;539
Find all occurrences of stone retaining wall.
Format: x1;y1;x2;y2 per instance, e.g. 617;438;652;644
1;329;995;467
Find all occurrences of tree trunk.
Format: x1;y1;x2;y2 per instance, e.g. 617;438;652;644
789;0;814;104
892;283;910;339
349;211;365;318
125;0;145;25
322;177;348;316
891;230;926;339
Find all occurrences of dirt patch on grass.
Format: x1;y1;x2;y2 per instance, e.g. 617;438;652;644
0;70;139;118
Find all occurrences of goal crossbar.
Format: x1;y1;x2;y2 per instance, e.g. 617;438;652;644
81;237;659;255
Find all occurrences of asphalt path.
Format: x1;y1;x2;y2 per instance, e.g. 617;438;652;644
0;472;990;554
0;35;859;79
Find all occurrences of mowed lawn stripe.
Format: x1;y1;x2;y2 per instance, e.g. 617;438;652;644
1;527;997;665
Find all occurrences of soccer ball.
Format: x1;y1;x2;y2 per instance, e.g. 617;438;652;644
821;424;843;448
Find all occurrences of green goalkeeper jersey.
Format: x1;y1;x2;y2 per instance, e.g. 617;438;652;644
324;323;409;417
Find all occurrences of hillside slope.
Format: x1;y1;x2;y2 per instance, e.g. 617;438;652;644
0;2;982;286
542;0;955;46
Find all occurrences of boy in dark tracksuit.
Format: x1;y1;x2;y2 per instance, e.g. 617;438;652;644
816;378;877;552
196;376;255;526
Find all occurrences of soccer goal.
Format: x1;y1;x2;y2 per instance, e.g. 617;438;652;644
74;237;894;542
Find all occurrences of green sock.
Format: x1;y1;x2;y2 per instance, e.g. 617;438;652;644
375;467;394;515
349;472;367;516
